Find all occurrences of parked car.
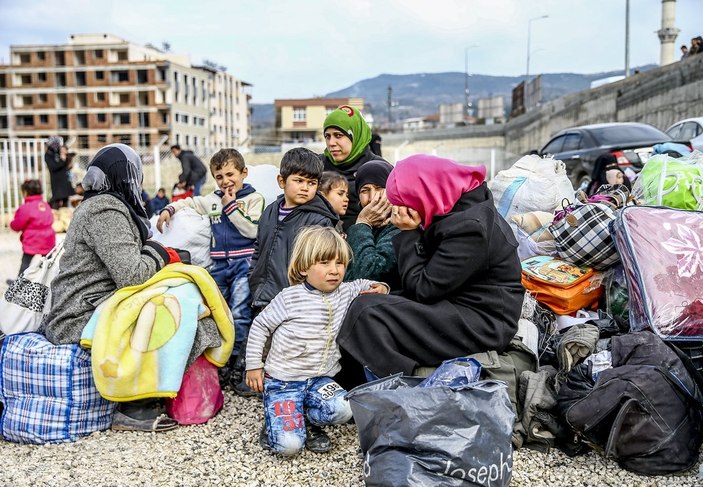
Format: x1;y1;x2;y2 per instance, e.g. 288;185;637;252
538;122;685;189
666;117;703;152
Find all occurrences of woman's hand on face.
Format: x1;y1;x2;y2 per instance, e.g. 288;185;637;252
391;205;422;231
357;190;392;227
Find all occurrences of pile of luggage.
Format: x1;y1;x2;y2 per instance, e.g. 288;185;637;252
488;152;703;475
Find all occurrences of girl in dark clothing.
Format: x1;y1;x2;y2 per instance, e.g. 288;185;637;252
321;106;387;231
44;136;75;209
336;155;524;388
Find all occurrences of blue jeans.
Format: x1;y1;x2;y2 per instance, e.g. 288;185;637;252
209;257;252;356
263;376;352;456
193;174;207;196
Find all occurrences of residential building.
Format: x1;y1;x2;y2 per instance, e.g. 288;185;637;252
477;96;505;124
274;97;364;142
0;33;251;152
402;114;439;133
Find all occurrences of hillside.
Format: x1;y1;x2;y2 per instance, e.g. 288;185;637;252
251;65;656;127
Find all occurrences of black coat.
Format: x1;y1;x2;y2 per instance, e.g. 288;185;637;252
248;194;339;308
337;183;524;382
44;149;74;203
321;145;385;231
177;150;208;186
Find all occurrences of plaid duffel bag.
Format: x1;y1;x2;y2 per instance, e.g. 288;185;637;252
0;333;115;444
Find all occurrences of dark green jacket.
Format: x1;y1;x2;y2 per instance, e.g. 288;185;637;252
345;223;401;291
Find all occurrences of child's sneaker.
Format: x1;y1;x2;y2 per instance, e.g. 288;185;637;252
305;424;331;453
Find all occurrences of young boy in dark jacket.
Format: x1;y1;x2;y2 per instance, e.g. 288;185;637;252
233;148;338;396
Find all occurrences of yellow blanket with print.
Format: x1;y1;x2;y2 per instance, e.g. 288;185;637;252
80;263;234;402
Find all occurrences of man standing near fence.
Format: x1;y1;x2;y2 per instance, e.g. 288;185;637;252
170;145;208;196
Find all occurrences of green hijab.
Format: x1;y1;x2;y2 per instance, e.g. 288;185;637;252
323;105;372;165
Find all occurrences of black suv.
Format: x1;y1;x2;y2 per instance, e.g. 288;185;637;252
538;122;677;189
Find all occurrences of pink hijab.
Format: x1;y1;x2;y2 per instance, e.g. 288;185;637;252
386;154;486;228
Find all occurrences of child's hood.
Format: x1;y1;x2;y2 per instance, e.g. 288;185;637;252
275;193;340;223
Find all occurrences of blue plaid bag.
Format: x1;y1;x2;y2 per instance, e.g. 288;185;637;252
0;333;115;444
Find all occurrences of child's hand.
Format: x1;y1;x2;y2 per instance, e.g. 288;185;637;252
156;210;171;233
360;282;390;295
246;368;264;393
221;186;236;206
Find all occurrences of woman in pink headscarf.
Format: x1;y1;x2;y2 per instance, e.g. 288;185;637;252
336;154;524;387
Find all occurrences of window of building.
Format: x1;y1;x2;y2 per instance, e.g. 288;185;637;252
137;70;148;84
16;115;33;126
0;74;5;88
175;113;180;123
19;53;31;64
139;133;151;147
94;49;104;59
75;71;87;86
175;134;180;144
185;135;190;145
95;92;106;102
36;51;45;61
0;116;7;129
95;70;105;80
38;93;48;103
76;113;88;128
74;50;85;65
115;113;130;125
55;51;65;66
20;74;32;85
21;95;32;106
161;111;168;124
138;112;150;127
182;115;189;124
119;93;130;105
55;72;66;87
118;134;131;145
57;114;68;129
76;93;87;108
111;70;129;83
325;107;335;115
97;113;106;123
97;134;107;144
56;93;68;108
157;67;167;82
78;135;89;149
0;95;6;108
37;72;47;82
138;92;149;105
293;107;306;121
39;114;48;124
116;50;128;62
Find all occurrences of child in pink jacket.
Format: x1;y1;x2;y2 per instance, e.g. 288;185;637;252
10;179;56;276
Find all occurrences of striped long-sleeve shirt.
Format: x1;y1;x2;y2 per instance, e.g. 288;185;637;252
245;279;377;381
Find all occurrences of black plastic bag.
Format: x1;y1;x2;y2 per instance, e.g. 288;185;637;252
346;375;515;486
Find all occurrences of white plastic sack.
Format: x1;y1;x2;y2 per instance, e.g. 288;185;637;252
0;241;64;335
150;208;212;268
489;155;575;219
246;164;282;208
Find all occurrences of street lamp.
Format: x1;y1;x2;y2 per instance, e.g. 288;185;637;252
526;15;548;110
464;45;478;121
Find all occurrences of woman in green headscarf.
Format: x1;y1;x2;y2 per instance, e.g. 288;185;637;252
322;105;387;230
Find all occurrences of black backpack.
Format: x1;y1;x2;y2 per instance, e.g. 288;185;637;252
557;331;703;475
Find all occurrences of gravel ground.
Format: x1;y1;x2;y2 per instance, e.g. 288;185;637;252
1;229;702;486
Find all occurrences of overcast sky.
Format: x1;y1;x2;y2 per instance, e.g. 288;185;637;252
0;0;699;103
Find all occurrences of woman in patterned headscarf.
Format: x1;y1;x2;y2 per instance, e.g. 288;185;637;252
44;135;74;209
43;144;179;431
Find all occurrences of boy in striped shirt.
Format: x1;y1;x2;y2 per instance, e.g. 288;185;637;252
246;226;388;455
156;148;264;360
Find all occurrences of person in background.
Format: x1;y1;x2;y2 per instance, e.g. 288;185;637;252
9;179;56;277
171;144;208;196
321;106;388;231
141;189;153;218
336;155;524;389
319;171;349;235
245;226;388;455
689;36;700;56
681;44;689;60
150;187;170;216
344;159;401;290
44;136;74;209
370;132;383;157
